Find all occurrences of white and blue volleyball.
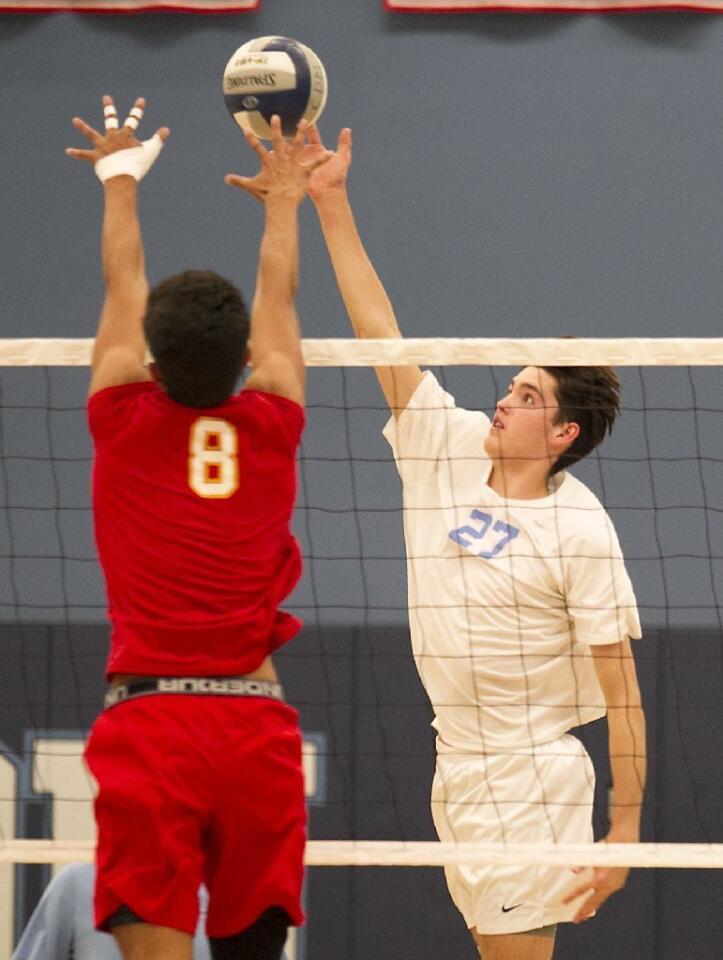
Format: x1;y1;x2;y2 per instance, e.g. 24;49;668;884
223;36;328;140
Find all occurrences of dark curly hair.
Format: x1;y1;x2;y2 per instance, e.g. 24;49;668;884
542;366;621;477
143;270;250;408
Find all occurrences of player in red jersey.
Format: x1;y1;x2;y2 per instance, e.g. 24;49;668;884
66;96;330;960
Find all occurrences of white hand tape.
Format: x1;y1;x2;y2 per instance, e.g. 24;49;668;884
103;105;119;130
124;106;144;131
94;134;165;184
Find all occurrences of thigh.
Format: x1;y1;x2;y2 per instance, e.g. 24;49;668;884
533;738;596;915
85;700;209;934
431;741;595;935
432;753;542;934
203;700;306;939
473;929;556;960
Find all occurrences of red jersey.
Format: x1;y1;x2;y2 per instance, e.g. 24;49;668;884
88;382;304;678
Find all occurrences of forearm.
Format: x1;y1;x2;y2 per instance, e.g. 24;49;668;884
94;176;148;366
314;187;422;416
562;703;645;918
101;177;147;291
606;704;647;838
314;189;401;339
251;195;301;359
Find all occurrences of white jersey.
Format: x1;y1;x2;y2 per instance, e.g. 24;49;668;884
11;863;211;960
383;372;641;755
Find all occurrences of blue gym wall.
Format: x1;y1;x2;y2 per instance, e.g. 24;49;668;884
1;3;722;959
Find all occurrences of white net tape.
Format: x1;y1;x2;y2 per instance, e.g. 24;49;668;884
4;839;723;868
1;336;723;366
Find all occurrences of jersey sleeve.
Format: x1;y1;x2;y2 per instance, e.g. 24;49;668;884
564;514;642;647
10;865;76;960
382;371;490;486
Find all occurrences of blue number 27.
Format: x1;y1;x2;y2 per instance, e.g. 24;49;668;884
449;509;520;560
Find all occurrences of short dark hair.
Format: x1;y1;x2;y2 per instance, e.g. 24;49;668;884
144;270;250;408
542;366;621;477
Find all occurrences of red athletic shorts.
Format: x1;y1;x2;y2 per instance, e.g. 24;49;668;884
84;693;306;938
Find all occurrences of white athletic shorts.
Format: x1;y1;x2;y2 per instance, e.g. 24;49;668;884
431;733;596;935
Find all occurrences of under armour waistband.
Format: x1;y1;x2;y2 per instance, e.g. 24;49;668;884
104;676;285;710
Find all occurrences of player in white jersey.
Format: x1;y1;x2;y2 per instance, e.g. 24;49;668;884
306;127;646;960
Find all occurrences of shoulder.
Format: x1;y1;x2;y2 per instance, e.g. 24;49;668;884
552;474;619;551
400;371;459;418
32;862;91;907
51;862;95;902
87;381;162;445
61;861;95;887
555;471;602;508
232;389;304;424
385;371;490;441
243;353;304;408
227;390;305;447
88;347;151;400
88;380;160;416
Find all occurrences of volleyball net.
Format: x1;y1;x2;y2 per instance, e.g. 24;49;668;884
1;337;722;952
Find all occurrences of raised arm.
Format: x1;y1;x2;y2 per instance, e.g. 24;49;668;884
226;117;330;407
66;95;169;398
308;128;423;419
563;637;647;922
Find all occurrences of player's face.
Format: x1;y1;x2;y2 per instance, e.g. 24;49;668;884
485;366;575;469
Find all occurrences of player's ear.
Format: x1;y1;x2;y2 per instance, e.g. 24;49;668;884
149;361;163;385
555;421;580;443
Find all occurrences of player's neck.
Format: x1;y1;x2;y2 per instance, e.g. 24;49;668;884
487;461;551;500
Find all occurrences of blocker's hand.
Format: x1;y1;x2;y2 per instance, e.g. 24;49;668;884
225;115;331;204
66;95;170;182
305;126;352;203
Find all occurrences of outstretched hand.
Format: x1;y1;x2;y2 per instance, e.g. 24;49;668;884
66;95;170;182
225;115;332;204
305;126;352;203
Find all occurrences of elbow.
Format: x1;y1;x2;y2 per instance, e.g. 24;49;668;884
103;268;148;296
354;316;402;341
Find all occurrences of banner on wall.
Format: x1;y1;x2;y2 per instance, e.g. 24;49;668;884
0;0;260;10
385;0;723;10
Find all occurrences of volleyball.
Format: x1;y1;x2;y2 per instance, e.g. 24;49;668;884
223;36;328;140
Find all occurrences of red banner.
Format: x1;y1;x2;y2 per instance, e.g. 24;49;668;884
0;0;259;10
385;0;723;10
